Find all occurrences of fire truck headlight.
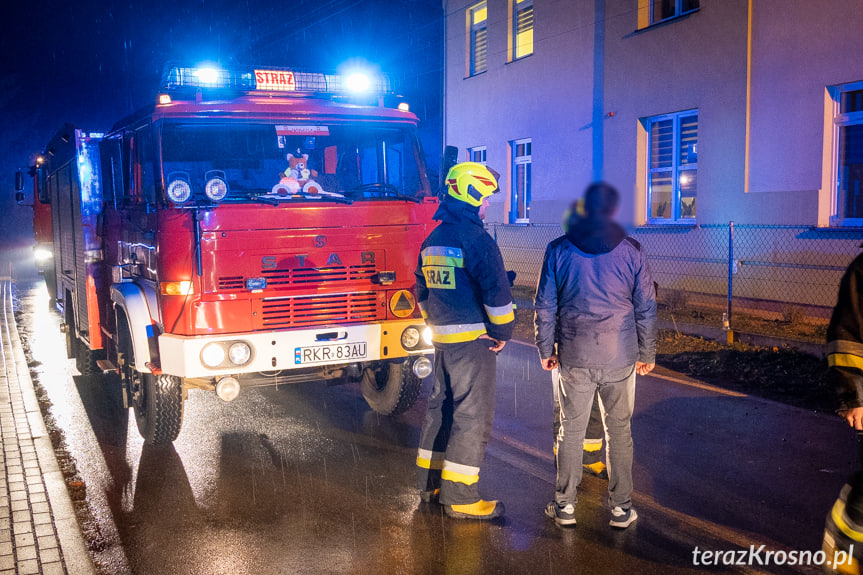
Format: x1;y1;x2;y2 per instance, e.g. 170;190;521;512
205;177;228;202
201;343;226;368
167;179;192;203
228;342;252;365
422;326;432;346
401;327;421;349
34;248;53;263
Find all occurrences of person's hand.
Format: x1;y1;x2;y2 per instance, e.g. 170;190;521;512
838;407;863;430
541;355;559;371
479;334;506;353
635;361;655;376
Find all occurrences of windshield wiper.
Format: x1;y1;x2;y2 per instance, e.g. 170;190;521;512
349;183;421;203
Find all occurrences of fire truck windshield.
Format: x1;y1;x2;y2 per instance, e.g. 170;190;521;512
160;122;430;204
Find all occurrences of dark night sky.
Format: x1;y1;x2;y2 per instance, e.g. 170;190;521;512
0;0;443;242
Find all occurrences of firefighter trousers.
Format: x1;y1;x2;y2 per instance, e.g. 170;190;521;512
416;338;497;505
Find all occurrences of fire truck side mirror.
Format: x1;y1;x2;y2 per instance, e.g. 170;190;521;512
14;170;24;193
15;192;24;204
440;145;459;196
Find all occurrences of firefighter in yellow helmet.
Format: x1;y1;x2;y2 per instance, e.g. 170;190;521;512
415;162;515;520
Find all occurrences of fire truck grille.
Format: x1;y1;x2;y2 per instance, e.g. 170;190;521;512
218;276;245;290
260;292;383;327
218;265;376;291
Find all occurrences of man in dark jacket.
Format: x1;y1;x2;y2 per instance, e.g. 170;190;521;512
535;182;656;528
415;162;515;520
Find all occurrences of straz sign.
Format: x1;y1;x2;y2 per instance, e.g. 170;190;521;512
255;70;296;92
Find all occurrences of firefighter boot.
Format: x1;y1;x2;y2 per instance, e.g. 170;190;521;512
583;461;609;479
420;489;441;503
445;500;505;520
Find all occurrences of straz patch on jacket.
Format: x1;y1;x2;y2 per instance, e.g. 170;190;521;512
421;246;464;290
423;266;455;289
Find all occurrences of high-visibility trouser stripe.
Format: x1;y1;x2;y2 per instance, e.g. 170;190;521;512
422;255;464;268
416;449;445;470
829;353;863;370
484;302;515;325
441;460;480;486
828;339;863;357
583;439;603;452
430;323;487;344
832;498;863;543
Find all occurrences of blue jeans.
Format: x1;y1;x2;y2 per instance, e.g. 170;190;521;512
554;364;636;509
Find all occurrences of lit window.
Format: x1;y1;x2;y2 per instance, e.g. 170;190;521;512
831;81;863;225
468;146;487;164
469;2;488;76
513;0;534;59
640;0;699;27
510;139;531;223
645;111;698;222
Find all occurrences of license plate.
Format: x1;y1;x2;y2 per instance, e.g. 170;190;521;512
294;342;368;365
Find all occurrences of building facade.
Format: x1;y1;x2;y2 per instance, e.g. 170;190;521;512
444;0;863;311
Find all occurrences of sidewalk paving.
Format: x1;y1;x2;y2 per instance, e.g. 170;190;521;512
0;274;94;575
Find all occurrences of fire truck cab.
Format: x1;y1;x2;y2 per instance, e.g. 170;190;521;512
33;65;438;444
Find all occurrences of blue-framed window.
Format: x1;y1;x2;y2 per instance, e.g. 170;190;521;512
832;81;863;226
646;110;698;223
510;138;531;223
469;2;488;76
651;0;699;25
513;0;534;60
468;146;487;164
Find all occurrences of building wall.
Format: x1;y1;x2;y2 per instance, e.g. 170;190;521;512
444;0;863;307
604;0;749;226
444;0;597;225
446;0;863;227
747;0;863;227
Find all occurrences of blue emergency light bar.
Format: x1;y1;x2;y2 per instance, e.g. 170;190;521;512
160;65;393;96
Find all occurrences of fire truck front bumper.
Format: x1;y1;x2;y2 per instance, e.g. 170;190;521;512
157;319;433;379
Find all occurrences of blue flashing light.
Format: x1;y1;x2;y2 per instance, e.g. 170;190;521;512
160;64;395;98
162;66;255;91
345;73;371;93
195;67;221;86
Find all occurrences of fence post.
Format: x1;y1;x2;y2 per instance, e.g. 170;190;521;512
726;220;734;343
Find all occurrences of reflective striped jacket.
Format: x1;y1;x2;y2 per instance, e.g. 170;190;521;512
415;200;514;345
828;252;863;410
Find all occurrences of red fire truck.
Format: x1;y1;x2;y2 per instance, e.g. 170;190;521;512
23;65;439;444
15;156;57;300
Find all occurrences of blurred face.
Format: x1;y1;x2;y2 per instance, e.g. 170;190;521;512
478;195;491;220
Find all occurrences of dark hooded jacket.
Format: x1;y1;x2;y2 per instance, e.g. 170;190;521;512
534;215;657;368
414;198;514;345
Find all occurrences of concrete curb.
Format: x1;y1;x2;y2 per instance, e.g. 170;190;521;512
4;283;95;575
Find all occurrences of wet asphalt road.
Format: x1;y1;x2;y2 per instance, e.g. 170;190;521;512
10;274;860;575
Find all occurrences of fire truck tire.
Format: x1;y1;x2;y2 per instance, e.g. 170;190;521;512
134;373;184;445
74;340;97;376
360;359;422;416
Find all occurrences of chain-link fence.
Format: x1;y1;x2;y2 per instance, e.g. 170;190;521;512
488;222;863;338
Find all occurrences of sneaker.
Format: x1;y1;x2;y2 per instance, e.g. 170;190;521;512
420;488;440;503
583;461;609;480
609;506;638;528
445;500;505;520
544;501;577;526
